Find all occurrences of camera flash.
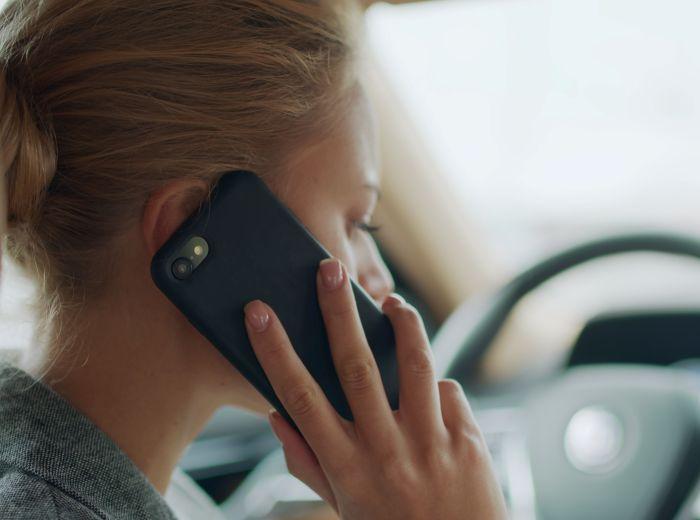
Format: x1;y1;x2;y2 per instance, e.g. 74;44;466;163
194;245;204;256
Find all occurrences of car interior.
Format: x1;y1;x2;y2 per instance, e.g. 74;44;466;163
1;0;700;519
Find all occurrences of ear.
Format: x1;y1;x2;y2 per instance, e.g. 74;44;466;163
142;178;209;256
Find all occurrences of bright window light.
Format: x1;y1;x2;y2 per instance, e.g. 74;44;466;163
367;0;700;267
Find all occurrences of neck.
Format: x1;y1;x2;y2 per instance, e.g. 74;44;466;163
22;286;266;494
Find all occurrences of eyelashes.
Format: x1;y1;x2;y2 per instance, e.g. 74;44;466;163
353;221;382;234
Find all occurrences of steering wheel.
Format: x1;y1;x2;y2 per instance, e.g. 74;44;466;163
431;232;700;520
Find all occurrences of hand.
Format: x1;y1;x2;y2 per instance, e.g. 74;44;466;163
243;258;508;520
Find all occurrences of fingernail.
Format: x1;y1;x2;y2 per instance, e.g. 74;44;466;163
383;293;405;310
319;258;343;290
268;409;283;444
244;300;270;332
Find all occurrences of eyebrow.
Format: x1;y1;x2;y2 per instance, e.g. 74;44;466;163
364;183;382;201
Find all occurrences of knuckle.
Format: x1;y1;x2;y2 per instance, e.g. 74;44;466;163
262;338;288;356
453;426;489;464
377;443;400;465
379;450;415;484
339;357;375;391
405;348;434;378
283;384;318;417
326;300;356;321
422;444;452;472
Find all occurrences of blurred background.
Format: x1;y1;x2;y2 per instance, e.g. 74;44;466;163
369;0;700;265
2;0;700;518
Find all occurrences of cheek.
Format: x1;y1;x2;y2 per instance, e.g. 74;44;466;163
296;209;360;279
273;182;361;279
322;228;360;279
354;233;394;298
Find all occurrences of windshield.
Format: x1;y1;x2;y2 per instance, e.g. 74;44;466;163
366;1;700;365
368;0;700;265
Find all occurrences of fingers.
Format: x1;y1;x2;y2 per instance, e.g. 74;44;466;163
316;258;396;441
437;379;476;433
382;295;443;440
269;411;337;511
244;300;351;461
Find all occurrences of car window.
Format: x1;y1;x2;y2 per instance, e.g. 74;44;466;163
367;0;700;267
366;0;700;323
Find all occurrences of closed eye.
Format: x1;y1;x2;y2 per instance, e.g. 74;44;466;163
354;221;382;234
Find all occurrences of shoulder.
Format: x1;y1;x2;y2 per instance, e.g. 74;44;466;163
0;469;102;519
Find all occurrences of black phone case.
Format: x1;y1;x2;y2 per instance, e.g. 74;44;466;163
151;170;399;428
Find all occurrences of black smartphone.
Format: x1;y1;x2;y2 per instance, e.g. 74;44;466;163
151;170;399;428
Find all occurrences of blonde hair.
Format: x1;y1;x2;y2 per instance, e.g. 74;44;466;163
0;0;361;341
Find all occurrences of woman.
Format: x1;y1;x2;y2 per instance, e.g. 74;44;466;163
0;1;507;518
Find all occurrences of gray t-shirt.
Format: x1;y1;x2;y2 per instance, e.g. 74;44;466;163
0;361;179;519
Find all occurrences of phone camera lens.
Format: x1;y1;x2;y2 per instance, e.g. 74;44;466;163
172;257;194;280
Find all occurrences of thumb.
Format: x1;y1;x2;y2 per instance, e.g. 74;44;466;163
268;410;338;511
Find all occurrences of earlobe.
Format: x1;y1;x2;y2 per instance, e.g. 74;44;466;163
142;179;209;256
